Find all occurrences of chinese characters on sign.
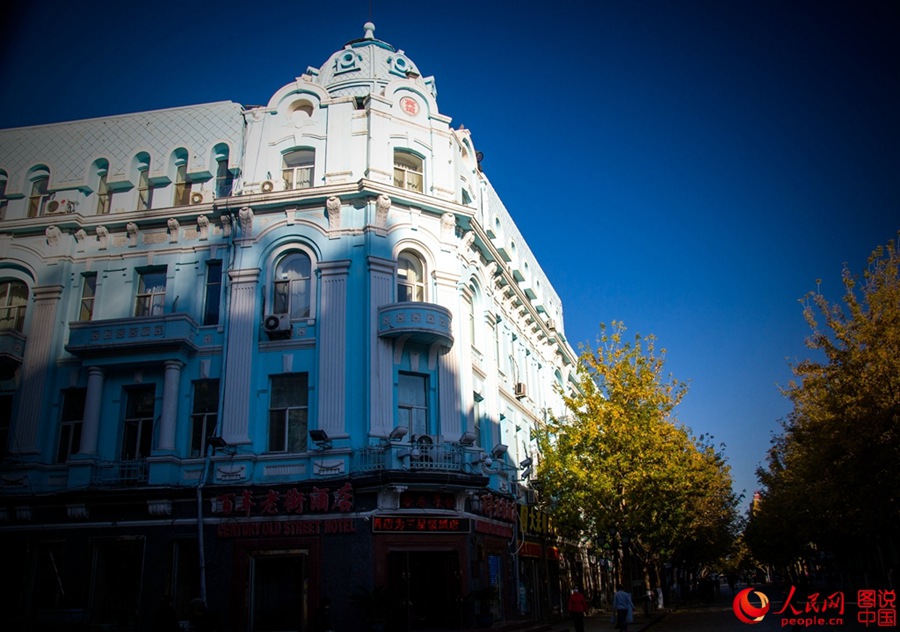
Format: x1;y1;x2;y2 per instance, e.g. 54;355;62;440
858;589;897;627
400;491;456;510
212;483;354;517
372;516;469;533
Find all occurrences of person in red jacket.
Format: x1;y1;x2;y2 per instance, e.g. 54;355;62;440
568;586;588;632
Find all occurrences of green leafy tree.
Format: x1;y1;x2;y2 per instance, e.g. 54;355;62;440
536;322;738;589
749;234;900;580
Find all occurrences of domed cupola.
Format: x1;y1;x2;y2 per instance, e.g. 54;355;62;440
311;22;437;100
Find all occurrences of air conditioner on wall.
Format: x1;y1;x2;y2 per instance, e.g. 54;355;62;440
514;382;527;399
263;314;291;338
190;191;212;205
260;179;275;193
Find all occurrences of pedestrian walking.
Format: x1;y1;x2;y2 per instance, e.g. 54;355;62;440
567;586;588;632
613;584;634;632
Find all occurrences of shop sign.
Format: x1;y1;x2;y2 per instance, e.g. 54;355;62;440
474;493;517;523
519;541;543;558
216;518;357;538
518;505;555;536
212;483;354;517
373;516;470;533
400;491;456;510
474;520;514;539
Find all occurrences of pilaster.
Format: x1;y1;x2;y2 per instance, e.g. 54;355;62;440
317;260;351;438
220;268;260;445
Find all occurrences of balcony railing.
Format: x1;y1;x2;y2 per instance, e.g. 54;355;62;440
352;442;473;475
91;459;148;485
377;302;453;348
67;313;199;358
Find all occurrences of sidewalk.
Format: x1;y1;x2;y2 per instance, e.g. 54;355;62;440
576;607;669;632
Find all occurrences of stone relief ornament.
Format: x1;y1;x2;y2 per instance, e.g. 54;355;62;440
96;225;109;250
441;212;456;239
45;225;61;247
74;228;87;243
326;196;342;231
167;218;180;243
238;207;254;237
197;214;209;240
220;213;233;238
462;230;476;249
126;222;138;247
376;193;391;227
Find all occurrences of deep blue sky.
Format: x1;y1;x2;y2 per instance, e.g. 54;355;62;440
2;1;898;509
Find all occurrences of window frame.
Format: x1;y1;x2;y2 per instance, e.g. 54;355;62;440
134;268;167;317
96;171;112;215
79;273;97;322
27;175;50;218
136;166;153;211
282;149;315;191
398;372;429;437
203;260;223;326
173;162;192;207
267;373;309;453
121;385;155;462
273;253;312;319
57;388;86;463
393;151;424;193
0;280;28;332
190;379;220;458
397;251;426;302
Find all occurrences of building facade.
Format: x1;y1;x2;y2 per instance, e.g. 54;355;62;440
0;23;578;632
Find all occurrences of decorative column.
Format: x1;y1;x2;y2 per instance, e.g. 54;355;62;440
434;271;462;439
483;312;500;448
12;285;63;453
157;360;183;451
78;366;105;455
368;257;395;437
317;260;350;438
220;268;260;445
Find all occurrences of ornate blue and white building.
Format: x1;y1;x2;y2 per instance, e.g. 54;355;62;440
0;23;578;631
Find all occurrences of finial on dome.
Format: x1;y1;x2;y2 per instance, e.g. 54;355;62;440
364;22;375;39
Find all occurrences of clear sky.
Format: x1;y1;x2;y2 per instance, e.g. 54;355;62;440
2;0;897;510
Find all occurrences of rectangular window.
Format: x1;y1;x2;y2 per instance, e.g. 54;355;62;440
268;373;308;452
57;388;86;463
28;176;50;218
171;540;200;616
215;158;234;198
135;269;166;317
282;150;315;190
79;273;97;321
203;261;222;326
190;379;219;457
137;168;153;211
398;372;428;437
122;386;155;461
174;163;192;207
96;173;112;214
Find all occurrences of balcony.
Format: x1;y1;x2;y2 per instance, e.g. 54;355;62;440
67;314;199;359
353;442;475;475
90;459;148;486
377;303;453;349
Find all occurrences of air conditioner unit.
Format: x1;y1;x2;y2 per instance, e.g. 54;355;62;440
514;382;527;399
190;191;212;205
260;179;276;193
524;488;536;505
46;197;75;213
546;319;556;331
263;314;291;338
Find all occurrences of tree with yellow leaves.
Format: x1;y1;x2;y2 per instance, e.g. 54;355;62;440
535;322;738;592
748;234;900;582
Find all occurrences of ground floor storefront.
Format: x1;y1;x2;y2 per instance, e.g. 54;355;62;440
0;478;572;631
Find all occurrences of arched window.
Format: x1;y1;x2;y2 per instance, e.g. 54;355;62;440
173;152;192;207
135;153;154;211
0;280;28;332
0;171;8;220
393;151;423;193
27;171;50;218
283;149;315;190
397;251;425;302
274;253;312;318
94;160;112;215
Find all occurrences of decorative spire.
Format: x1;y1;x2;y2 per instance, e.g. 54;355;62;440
364;22;375;40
